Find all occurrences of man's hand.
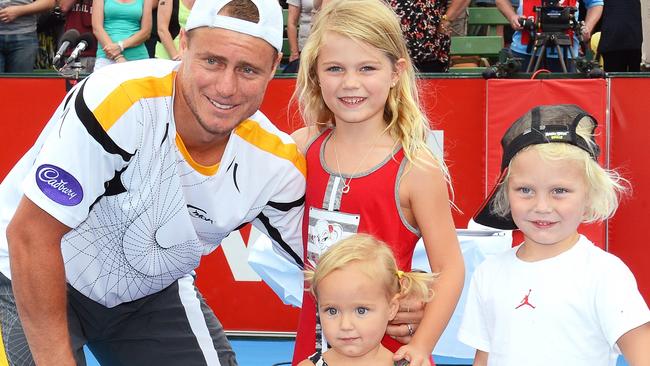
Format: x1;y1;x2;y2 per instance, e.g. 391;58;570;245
387;298;425;344
0;6;22;23
509;14;523;30
581;24;592;41
393;343;432;366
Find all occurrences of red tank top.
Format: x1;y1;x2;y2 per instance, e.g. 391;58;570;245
292;129;422;365
63;0;97;57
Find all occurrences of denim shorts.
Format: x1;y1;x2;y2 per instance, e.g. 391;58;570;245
0;32;38;73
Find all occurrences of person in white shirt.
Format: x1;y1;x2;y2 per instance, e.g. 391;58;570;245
459;104;650;366
0;0;305;364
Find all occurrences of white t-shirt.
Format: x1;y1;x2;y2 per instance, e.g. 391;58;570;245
0;59;306;307
458;235;650;366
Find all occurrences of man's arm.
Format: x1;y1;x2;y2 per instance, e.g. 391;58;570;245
439;0;472;35
286;4;300;62
0;0;54;23
581;4;602;41
6;197;75;366
59;0;77;13
496;0;522;31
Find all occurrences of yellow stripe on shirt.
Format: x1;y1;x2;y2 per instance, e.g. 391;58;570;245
235;120;306;177
93;72;176;132
0;323;8;366
175;134;220;176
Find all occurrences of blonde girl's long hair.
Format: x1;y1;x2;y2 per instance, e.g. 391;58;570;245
293;0;450;183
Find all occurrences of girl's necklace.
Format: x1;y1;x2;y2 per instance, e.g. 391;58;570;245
331;130;385;194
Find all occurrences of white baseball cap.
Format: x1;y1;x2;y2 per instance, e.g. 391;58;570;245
185;0;283;53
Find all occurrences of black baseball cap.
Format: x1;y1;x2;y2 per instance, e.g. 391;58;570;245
473;104;600;230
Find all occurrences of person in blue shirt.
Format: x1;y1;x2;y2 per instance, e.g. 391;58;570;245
496;0;602;72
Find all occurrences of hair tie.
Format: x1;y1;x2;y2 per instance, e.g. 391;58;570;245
396;270;404;279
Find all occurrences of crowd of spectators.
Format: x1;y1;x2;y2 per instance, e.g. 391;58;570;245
0;0;645;74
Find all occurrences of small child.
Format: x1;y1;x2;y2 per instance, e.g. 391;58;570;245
298;234;436;366
459;104;650;365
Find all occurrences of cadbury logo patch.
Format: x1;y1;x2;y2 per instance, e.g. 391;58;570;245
35;164;83;206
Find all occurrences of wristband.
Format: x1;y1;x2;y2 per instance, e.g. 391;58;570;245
118;41;124;52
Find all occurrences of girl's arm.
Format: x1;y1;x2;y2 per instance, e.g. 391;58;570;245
394;153;465;365
617;322;650;366
92;0;119;58
156;0;178;59
290;126;320;155
473;350;488;366
286;3;300;62
118;0;153;55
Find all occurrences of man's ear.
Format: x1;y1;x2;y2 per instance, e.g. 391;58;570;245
179;29;188;52
388;294;400;321
270;50;282;77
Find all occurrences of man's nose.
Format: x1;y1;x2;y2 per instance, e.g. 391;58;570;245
215;69;237;97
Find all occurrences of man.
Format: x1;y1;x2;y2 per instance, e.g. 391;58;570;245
0;0;54;72
0;0;305;364
496;0;602;72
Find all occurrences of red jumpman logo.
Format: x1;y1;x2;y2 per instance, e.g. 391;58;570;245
515;289;536;309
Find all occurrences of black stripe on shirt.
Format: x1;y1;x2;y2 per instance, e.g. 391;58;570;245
267;196;305;212
256;212;304;269
75;81;134;162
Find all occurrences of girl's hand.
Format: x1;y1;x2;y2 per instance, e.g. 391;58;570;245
114;54;126;63
393;344;431;366
104;43;121;59
387;298;425;343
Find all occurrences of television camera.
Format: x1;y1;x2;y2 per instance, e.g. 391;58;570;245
484;0;602;77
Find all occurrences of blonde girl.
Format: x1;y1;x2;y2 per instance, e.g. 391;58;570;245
298;234;436;366
290;0;464;365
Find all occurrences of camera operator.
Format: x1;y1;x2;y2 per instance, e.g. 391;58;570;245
496;0;602;72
